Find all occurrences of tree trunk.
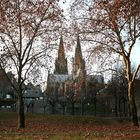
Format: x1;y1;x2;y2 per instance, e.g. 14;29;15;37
43;107;46;114
81;101;84;115
118;99;122;118
94;99;97;116
51;104;55;114
128;82;138;126
123;99;126;117
71;101;75;115
114;95;118;117
62;104;65;115
128;102;131;118
18;95;25;128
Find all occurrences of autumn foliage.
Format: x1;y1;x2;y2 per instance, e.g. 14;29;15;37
71;0;140;126
0;0;63;128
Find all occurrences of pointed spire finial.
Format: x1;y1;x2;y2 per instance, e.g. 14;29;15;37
58;35;65;59
54;36;68;74
75;34;82;62
60;35;63;44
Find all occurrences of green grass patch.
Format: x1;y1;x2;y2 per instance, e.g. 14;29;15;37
25;113;129;126
0;111;17;120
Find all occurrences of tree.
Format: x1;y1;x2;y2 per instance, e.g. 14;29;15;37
0;70;16;98
0;0;63;128
64;81;77;115
58;96;67;115
71;0;140;126
86;76;104;116
107;66;128;117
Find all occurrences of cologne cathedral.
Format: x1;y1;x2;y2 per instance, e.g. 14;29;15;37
46;35;104;100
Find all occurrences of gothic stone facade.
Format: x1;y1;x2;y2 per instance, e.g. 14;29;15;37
46;36;104;100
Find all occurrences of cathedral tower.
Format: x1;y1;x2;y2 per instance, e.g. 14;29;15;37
73;35;86;80
72;35;86;97
54;36;68;74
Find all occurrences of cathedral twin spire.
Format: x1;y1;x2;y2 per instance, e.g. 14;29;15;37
73;35;86;80
54;36;68;74
54;35;85;77
75;35;83;64
58;36;65;61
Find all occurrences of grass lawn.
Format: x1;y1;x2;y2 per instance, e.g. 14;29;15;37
0;111;140;140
